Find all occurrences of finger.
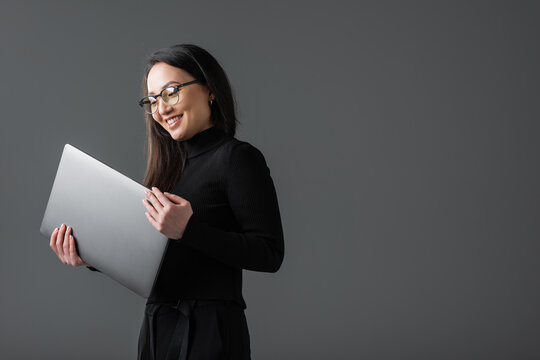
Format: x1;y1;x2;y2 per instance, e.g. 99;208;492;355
163;192;186;205
151;187;172;208
50;227;62;262
145;189;165;210
68;234;76;266
70;234;82;266
50;227;59;249
69;235;87;266
56;224;67;263
142;198;160;220
145;211;161;232
63;226;71;261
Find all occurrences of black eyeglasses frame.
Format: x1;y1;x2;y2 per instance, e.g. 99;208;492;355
138;80;201;114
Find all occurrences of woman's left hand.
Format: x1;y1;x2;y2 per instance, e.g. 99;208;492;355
142;187;194;240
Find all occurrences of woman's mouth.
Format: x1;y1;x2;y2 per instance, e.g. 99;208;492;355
166;114;183;129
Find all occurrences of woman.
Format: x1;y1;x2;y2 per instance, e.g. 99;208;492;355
49;44;285;359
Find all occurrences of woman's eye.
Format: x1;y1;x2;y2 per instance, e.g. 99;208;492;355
144;97;156;104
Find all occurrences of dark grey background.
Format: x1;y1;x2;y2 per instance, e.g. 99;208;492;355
1;1;539;359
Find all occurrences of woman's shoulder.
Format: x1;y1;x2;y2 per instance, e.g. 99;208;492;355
213;137;269;177
218;137;267;164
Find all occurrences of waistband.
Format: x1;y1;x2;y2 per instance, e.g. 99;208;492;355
142;299;241;360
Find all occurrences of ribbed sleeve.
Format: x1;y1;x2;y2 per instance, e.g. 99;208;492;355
179;142;284;272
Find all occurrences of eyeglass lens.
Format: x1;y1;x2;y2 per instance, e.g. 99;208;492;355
143;87;181;114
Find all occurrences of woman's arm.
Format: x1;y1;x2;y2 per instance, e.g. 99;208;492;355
179;142;285;273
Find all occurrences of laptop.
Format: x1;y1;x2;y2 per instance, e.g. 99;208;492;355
40;144;170;298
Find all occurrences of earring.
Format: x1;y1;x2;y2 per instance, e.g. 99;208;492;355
209;99;214;106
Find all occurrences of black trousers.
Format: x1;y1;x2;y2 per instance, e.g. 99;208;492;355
137;300;251;360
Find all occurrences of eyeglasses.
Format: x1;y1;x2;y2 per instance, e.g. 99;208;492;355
138;80;200;114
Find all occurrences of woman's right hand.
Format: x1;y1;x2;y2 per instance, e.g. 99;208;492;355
50;223;89;267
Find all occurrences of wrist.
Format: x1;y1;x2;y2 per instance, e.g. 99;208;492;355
176;213;194;241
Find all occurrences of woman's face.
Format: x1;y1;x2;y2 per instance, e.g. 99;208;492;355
146;62;215;141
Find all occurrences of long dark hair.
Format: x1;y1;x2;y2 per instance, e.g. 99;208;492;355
141;44;240;191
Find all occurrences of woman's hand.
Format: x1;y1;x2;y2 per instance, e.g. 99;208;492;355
49;224;89;267
142;186;194;240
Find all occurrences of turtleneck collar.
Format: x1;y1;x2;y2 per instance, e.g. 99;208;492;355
183;125;229;159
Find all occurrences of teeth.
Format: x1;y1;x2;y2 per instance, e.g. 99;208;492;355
167;116;180;125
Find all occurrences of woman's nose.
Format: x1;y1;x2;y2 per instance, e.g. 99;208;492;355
157;97;172;115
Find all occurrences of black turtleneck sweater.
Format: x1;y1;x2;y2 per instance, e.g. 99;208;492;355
133;125;284;308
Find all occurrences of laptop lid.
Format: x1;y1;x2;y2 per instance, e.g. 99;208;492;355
40;144;169;298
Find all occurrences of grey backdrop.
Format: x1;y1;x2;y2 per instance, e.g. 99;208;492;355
1;1;539;359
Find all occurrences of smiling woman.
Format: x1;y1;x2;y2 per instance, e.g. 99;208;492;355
49;43;284;360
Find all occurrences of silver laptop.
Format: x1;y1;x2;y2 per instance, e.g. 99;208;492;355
40;144;170;298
